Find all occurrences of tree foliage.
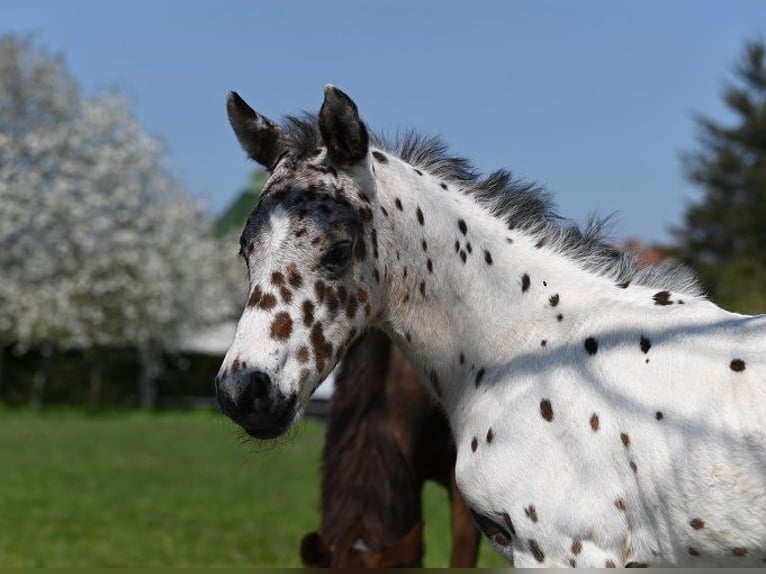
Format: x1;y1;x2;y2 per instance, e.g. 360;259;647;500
214;169;267;237
0;34;246;354
676;39;766;313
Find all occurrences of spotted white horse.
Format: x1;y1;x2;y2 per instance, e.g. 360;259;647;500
216;85;766;568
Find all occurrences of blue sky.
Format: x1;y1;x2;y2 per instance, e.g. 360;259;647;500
3;0;764;243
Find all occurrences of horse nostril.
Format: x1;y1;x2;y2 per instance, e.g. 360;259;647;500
246;370;271;401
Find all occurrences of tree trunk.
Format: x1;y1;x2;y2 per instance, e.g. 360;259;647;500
30;342;53;409
138;344;161;409
0;343;5;399
87;350;104;409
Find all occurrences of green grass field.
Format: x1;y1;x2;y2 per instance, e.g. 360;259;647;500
0;409;507;567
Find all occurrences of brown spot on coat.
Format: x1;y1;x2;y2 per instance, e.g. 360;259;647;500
615;499;626;511
549;293;560;306
606;560;616;568
640;336;651;353
475;368;485;387
690;518;705;530
521;273;531;293
270;312;293;341
247;285;263;308
730;358;746;372
525;505;538;522
528;539;545;563
279;286;292;304
310;323;333;372
416;207;425;225
286;264;303;288
302;300;315;327
346;294;358;318
630;461;638;473
258;292;277;310
419;281;426;297
326;287;339;313
297;347;310;364
572;540;582;555
471;437;478;452
271;271;285;286
590;413;600;431
359;206;373;222
427;259;433;273
621;432;630;447
733;547;748;557
371;229;379;259
486;428;493;443
540;399;554;421
653;291;673;306
357;288;368;304
314;280;327;304
688;547;700;557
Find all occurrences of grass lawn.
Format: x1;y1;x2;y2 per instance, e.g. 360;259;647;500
0;409;507;567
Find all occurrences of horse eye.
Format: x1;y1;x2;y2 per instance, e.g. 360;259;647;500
322;241;353;269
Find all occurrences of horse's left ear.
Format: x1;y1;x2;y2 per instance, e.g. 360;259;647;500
318;84;369;165
227;91;286;169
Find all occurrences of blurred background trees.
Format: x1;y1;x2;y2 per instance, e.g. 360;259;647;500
0;34;246;407
675;38;766;314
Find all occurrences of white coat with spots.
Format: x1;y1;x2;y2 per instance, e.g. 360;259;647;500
216;85;766;567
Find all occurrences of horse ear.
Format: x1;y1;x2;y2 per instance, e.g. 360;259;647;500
300;532;332;567
227;91;285;169
376;521;424;567
318;84;369;165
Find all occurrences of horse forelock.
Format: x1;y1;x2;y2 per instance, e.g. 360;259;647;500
278;113;702;297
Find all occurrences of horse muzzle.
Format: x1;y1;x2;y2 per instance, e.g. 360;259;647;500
216;369;297;439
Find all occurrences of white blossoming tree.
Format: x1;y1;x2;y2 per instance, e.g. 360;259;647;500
0;34;245;406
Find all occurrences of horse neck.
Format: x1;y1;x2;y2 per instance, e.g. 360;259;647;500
370;151;642;411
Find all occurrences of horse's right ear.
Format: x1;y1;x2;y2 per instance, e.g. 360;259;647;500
227;91;285;169
300;532;332;568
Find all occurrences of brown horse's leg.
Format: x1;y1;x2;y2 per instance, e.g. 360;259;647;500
448;471;482;567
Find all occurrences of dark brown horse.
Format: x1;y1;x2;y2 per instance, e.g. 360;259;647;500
300;330;481;567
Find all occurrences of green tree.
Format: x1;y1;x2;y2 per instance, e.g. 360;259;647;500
676;39;766;313
214;169;267;237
